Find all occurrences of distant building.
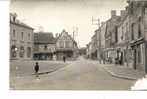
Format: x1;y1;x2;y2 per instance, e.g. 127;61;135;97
99;22;107;63
117;9;132;67
33;32;56;60
91;32;98;60
56;29;78;60
86;42;92;59
10;13;34;60
79;47;86;55
105;10;121;63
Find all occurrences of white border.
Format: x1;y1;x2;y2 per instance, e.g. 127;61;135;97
0;0;147;99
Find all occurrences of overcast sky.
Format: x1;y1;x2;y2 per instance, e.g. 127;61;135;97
10;0;127;48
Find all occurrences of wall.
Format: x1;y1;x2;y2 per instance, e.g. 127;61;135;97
10;23;33;60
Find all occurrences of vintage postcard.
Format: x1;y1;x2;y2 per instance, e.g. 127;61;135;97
10;0;147;90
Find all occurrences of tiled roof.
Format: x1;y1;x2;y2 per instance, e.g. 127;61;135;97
34;32;56;44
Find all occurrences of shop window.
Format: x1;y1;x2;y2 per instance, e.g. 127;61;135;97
11;45;17;58
19;46;24;58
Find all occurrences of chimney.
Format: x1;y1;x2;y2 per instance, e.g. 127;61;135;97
12;13;17;22
120;10;126;20
111;10;116;18
125;6;129;14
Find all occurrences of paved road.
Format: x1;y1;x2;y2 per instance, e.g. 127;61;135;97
11;57;135;90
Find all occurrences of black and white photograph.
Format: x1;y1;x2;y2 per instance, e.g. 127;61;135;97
9;0;147;90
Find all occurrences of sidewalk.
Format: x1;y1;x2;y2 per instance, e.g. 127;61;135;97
102;63;145;80
10;60;72;89
10;60;72;77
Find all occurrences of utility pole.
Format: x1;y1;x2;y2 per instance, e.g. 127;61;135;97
92;16;101;62
73;26;78;40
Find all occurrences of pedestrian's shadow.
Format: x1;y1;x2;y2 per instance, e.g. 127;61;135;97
32;71;54;75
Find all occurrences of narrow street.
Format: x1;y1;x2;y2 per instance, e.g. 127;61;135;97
12;56;135;90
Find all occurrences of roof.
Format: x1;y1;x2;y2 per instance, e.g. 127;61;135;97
34;32;56;44
10;13;34;30
56;30;77;46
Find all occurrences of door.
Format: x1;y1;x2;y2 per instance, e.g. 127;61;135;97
133;48;137;70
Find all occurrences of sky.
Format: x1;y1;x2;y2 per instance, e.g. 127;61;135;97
10;0;128;48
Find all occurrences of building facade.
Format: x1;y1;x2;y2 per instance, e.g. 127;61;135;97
10;13;34;60
127;1;147;73
105;10;121;63
56;30;78;60
33;32;56;60
91;32;98;60
99;22;106;63
86;42;92;59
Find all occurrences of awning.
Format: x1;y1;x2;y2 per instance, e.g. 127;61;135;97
130;38;144;47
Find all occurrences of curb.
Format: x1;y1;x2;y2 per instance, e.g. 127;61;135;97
103;67;137;80
32;62;71;76
90;61;138;80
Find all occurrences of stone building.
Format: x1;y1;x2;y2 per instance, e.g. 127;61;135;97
127;1;147;73
104;10;121;63
116;9;133;67
56;29;78;60
10;13;34;60
33;32;56;60
91;32;98;60
86;42;92;59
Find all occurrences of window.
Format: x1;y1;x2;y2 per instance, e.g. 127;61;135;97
126;22;128;40
21;32;24;40
11;45;17;58
60;41;64;48
19;46;24;58
138;46;141;63
66;41;70;48
131;23;134;40
28;33;30;40
27;47;31;58
115;27;118;43
138;17;142;38
13;16;16;22
13;29;16;38
121;27;124;40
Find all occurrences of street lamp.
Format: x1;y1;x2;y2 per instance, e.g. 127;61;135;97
15;47;18;51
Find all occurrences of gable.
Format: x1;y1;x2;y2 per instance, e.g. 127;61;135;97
57;32;72;41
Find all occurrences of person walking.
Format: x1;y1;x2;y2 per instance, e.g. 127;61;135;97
34;62;39;77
